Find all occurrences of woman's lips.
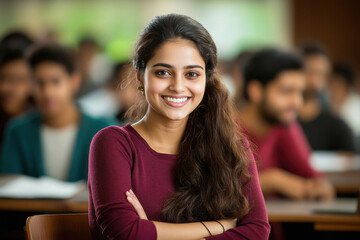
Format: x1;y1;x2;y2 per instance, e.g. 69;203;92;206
161;96;191;108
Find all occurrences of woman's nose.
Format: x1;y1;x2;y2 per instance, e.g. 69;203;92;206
169;74;185;93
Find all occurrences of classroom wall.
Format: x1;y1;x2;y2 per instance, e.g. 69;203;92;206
292;0;360;90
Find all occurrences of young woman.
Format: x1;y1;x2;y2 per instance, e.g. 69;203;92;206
88;14;270;240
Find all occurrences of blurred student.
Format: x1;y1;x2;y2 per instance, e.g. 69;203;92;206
0;48;33;147
78;62;137;124
113;62;137;123
297;44;356;153
239;48;334;200
328;62;360;142
75;36;112;97
0;44;113;181
0;31;34;53
231;51;254;110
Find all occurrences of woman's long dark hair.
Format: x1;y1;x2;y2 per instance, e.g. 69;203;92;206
127;14;250;223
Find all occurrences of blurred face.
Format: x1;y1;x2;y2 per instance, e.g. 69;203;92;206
259;70;305;125
141;38;206;121
303;54;330;99
33;62;78;118
0;60;33;115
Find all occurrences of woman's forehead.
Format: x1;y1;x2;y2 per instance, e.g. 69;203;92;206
147;39;205;69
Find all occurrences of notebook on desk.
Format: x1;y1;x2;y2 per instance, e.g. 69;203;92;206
0;174;85;199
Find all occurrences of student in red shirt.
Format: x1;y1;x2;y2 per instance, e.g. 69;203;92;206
238;48;334;200
88;14;270;240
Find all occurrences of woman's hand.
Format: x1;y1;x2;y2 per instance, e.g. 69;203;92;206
126;189;237;235
126;189;148;220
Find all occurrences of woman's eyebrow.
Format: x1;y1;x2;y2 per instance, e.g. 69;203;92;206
151;63;204;70
184;65;204;70
151;63;173;68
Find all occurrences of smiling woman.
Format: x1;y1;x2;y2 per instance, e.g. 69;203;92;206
88;14;270;240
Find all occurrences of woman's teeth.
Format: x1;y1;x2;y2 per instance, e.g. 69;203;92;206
163;96;188;103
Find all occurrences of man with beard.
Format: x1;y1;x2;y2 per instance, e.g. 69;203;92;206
238;48;334;200
298;44;356;153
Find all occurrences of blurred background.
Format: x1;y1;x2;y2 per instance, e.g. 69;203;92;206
0;0;360;239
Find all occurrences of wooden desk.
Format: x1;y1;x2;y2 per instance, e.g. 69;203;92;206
325;171;360;194
266;198;360;231
0;189;88;213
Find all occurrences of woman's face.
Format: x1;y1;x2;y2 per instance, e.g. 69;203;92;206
141;38;206;121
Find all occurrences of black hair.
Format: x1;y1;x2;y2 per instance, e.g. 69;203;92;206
0;47;26;68
0;31;34;52
128;13;250;223
78;35;100;49
27;44;75;75
332;62;355;87
243;48;303;100
299;43;328;57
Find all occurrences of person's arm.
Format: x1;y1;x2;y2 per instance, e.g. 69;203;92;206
275;122;334;200
126;143;270;240
0;121;24;173
259;168;312;199
88;127;236;240
125;189;236;240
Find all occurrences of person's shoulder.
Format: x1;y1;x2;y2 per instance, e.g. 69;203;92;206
320;110;350;127
92;124;134;147
80;111;116;128
6;110;40;133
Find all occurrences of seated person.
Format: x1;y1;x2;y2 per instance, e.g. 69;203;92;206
78;62;137;125
0;44;113;182
238;48;334;200
297;44;356;153
328;62;360;152
0;48;34;147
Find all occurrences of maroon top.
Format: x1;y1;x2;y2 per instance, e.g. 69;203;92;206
243;122;321;178
88;124;270;240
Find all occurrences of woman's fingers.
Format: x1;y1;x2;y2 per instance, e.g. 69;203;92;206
126;189;148;220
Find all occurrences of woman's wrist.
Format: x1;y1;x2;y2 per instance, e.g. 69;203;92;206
201;220;229;236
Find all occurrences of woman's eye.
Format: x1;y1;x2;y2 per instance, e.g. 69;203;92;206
186;72;200;78
155;70;170;76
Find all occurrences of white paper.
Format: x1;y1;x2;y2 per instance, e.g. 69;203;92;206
0;175;85;199
310;151;360;172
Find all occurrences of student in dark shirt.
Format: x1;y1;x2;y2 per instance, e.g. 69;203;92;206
297;44;356;153
0;44;113;181
0;31;35;147
0;48;34;147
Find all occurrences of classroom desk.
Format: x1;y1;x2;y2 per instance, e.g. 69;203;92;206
325;171;360;194
266;198;360;231
0;189;88;213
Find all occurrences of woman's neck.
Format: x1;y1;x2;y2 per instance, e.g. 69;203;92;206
132;109;188;155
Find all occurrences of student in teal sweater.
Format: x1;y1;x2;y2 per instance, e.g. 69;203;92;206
0;44;113;182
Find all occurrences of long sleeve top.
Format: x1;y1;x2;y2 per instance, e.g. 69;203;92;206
88;124;270;240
